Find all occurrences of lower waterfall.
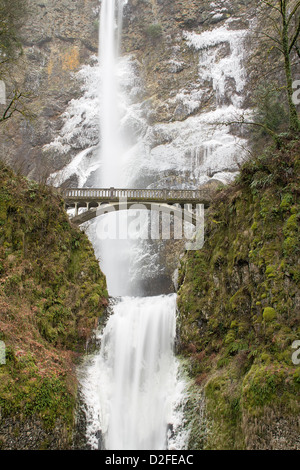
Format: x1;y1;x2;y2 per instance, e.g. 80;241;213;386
79;294;188;450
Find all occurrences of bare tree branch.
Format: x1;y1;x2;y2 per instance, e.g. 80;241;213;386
256;0;300;132
260;0;282;14
289;17;300;52
0;90;34;122
287;0;300;25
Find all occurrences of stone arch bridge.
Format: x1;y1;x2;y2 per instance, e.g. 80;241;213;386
59;187;213;226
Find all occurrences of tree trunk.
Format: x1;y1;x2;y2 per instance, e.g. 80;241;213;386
282;3;300;133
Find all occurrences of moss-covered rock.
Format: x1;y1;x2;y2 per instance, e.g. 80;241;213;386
263;307;276;322
177;139;300;450
0;163;108;449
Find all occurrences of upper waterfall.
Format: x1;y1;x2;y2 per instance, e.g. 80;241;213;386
99;0;125;187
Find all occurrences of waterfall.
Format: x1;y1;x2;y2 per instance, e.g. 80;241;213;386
98;0;124;187
99;296;176;450
78;0;188;450
45;0;252;450
43;0;253;449
96;0;134;297
80;295;187;450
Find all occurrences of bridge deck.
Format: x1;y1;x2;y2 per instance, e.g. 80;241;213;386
59;187;212;226
60;187;212;206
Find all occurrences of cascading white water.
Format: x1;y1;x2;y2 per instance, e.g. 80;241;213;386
99;0;124;187
97;0;134;296
80;295;188;450
78;0;188;450
99;296;176;450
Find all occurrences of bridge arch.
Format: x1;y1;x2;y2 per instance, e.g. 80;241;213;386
60;186;211;229
67;201;202;227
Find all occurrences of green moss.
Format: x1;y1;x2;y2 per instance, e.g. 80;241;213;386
145;23;163;40
280;193;294;211
177;140;300;449
0;163;108;441
224;330;236;345
251;221;258;232
242;363;299;416
262;306;276;321
283;213;299;235
204;371;245;450
283;236;298;255
265;265;276;278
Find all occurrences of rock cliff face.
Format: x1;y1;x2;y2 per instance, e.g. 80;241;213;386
0;0;100;179
1;0;258;186
122;0;254;122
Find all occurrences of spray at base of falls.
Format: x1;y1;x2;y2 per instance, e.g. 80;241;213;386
79;295;189;450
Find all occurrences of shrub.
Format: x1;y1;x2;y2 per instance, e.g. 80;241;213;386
146;23;163;40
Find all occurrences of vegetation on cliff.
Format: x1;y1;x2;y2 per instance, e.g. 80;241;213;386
0;0;30;123
177;137;300;449
0;0;28;61
0;163;108;448
257;1;300;133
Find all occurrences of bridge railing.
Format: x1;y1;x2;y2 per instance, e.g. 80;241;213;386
60;188;209;201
